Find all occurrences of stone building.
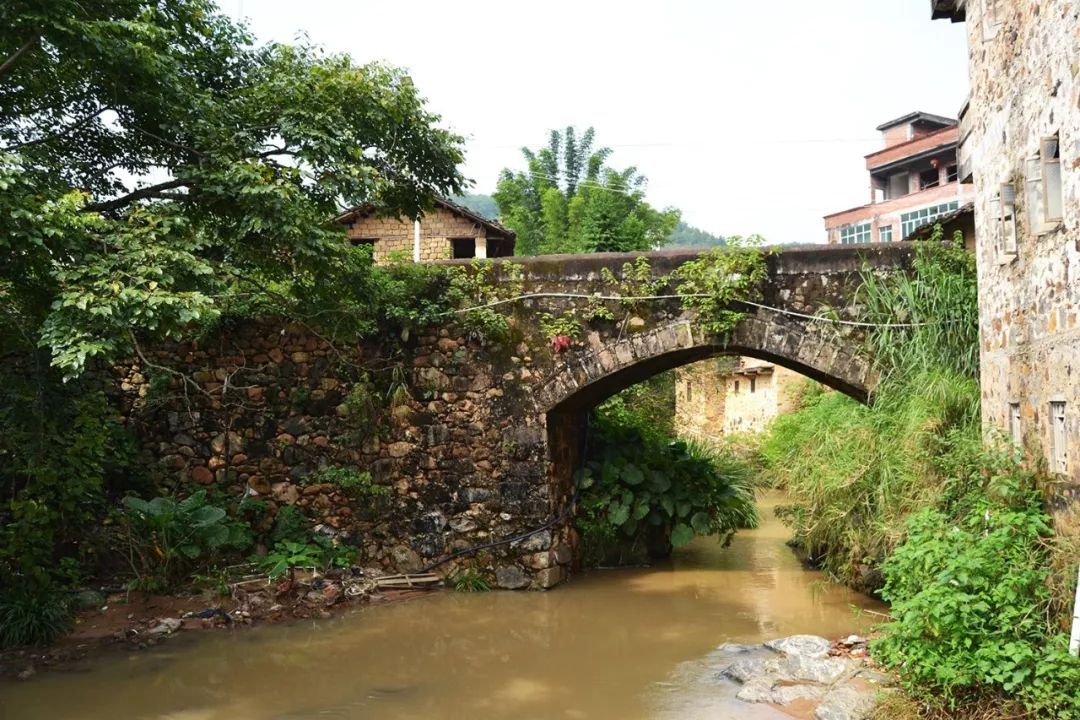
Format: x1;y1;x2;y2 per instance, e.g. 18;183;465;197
675;357;805;442
824;112;974;244
338;197;515;264
932;0;1080;485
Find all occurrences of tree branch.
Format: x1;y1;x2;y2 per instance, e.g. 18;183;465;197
81;178;191;214
0;37;40;78
5;105;112;151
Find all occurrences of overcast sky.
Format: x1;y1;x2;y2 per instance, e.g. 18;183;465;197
225;1;968;244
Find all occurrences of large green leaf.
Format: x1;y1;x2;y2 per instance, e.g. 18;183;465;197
690;511;713;535
670;523;694;547
622;464;645;486
191;505;226;527
608;502;631;527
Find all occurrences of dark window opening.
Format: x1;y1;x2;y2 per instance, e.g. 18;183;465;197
946;164;958;182
451;237;476;259
734;380;740;394
488;238;514;258
919;168;940;189
750;377;756;393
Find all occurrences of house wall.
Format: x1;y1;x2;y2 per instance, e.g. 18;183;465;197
674;357;806;441
962;0;1080;506
824;182;973;243
344;206;488;263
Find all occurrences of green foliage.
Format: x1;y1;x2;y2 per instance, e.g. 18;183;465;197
0;582;72;648
257;539;356;579
0;384;138;594
663;221;726;249
577;407;758;565
539;311;581;340
446;260;523;341
449;569;491;592
674;237;769;335
759;238;982;589
122;490;252;590
308;466;388;501
2;1;465;379
872;458;1080;718
270;505;309;546
493;126;679;255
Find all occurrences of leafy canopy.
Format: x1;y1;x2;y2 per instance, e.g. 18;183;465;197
1;0;466;377
493;126;679;255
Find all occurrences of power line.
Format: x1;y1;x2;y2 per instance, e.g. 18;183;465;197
440;291;966;329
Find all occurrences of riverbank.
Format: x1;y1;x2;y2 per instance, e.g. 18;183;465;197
0;565;428;680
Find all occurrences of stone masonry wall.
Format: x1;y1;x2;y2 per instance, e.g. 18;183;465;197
960;0;1080;516
122;245;911;589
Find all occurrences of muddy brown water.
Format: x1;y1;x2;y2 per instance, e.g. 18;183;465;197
0;494;885;719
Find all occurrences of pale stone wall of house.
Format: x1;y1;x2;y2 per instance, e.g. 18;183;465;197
961;0;1080;496
674;358;732;444
674;357;807;440
344;206;488;263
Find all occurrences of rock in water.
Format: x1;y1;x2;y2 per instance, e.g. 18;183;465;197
815;684;877;720
764;634;832;658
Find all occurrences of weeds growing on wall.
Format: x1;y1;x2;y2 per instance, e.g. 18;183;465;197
675;235;769;336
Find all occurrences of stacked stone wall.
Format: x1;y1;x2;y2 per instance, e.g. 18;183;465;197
961;0;1080;512
345;206;487;262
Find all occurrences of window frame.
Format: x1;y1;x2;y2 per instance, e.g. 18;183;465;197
878;224;893;243
1050;400;1068;475
1008;401;1021;445
1042;135;1063;224
992;182;1017;260
839;222;872;245
900;201;960;237
982;0;1002;41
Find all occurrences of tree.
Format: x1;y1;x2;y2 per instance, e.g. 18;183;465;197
0;1;465;606
493;126;678;255
1;0;465;378
450;193;499;219
664;221;726;249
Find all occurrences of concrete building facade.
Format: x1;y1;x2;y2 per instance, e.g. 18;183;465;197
933;0;1080;487
824;112;974;244
339;197;515;264
675;356;805;442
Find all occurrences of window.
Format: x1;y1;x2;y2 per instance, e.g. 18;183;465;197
888;173;910;199
686;382;693;403
919;167;940;190
900;201;960;237
879;224;893;243
750;377;756;393
1009;402;1021;444
1026;134;1064;232
451;237;476;259
990;183;1017;256
839;222;872;244
982;0;1002;41
1050;401;1067;474
734;380;740;394
946;164;959;183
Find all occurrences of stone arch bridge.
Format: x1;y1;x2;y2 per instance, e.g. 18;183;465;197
128;243;916;590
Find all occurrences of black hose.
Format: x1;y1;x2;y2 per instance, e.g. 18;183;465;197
420;418;591;574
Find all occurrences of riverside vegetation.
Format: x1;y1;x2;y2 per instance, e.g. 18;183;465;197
749;234;1080;719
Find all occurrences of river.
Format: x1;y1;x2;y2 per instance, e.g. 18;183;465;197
0;494;884;719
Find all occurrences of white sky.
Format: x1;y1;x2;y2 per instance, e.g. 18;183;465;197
225;0;968;244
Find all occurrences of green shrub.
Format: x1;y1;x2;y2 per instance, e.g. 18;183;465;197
449;569;491;592
257;538;356;579
0;582;72;648
872;455;1080;718
308;466;388;500
122;490;252;590
577;410;757;565
270;505;309;545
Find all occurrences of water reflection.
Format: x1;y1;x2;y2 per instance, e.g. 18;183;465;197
0;494;883;720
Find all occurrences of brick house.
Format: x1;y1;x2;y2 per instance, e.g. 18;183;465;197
824;112;974;244
337;197;515;264
932;0;1079;485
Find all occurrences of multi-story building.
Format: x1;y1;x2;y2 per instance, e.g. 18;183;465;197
674;357;805;443
931;0;1079;488
824;112;974;244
